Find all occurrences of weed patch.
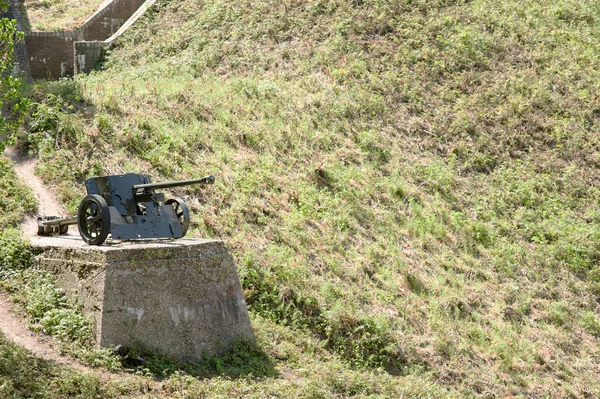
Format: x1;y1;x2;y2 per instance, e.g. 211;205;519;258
0;230;120;370
120;339;276;379
241;262;405;373
0;159;36;228
24;0;104;31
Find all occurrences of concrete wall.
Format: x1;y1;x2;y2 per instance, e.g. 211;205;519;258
31;237;255;361
25;31;77;78
21;0;147;79
74;0;157;75
74;41;105;75
2;0;154;79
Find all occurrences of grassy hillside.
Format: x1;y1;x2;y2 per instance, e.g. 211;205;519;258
10;0;600;396
0;331;123;398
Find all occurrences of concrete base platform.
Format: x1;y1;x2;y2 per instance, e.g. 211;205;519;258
29;236;254;361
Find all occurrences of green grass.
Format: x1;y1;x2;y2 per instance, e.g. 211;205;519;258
0;158;36;228
7;0;600;396
24;0;105;31
0;229;121;369
0;331;123;399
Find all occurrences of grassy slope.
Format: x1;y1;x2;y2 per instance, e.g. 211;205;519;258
0;159;36;228
0;331;115;398
24;0;105;31
15;0;600;396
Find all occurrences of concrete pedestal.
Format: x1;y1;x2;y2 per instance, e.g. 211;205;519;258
29;236;254;361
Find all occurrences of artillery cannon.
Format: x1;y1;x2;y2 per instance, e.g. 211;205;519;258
37;173;215;245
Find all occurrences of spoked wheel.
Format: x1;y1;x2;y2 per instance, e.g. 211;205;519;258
77;195;111;245
165;198;190;237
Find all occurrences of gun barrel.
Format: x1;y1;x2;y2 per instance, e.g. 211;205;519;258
133;175;215;191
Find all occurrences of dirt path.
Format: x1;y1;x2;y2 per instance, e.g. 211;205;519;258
0;293;161;396
0;147;86;367
3;146;72;238
0;147;119;378
0;148;163;394
0;293;88;370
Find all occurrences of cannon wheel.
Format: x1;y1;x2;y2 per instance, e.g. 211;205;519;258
165;198;190;237
78;195;111;245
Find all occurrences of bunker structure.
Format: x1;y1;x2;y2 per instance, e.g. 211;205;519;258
31;237;255;361
2;0;157;80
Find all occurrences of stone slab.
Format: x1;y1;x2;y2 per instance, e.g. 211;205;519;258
29;236;254;361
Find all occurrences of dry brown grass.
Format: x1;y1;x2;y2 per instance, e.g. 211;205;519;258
24;0;106;31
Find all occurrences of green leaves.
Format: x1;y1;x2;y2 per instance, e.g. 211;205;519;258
0;0;28;154
0;159;36;229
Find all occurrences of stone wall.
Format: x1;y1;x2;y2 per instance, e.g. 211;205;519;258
2;0;154;79
74;0;157;75
25;31;77;78
74;41;105;75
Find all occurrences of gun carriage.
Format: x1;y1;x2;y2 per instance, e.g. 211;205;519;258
37;173;215;245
